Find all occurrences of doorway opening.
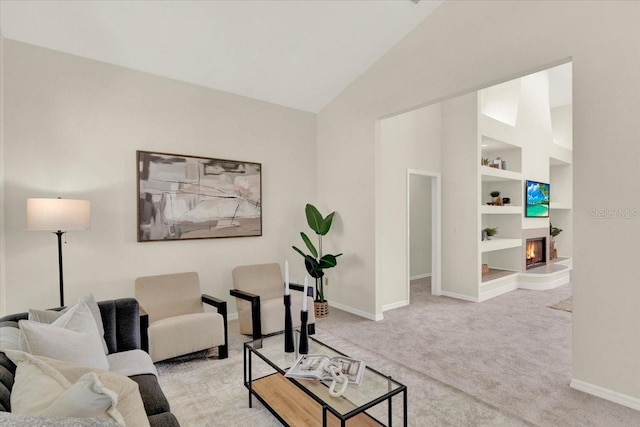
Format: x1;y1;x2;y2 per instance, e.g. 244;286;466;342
407;170;441;304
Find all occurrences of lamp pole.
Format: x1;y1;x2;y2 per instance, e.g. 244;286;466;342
26;198;90;307
55;230;65;307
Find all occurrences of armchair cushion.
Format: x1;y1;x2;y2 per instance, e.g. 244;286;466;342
232;263;315;337
147;313;224;363
135;272;227;362
135;273;203;323
232;263;283;313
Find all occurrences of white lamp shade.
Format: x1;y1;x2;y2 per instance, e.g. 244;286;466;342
27;198;91;231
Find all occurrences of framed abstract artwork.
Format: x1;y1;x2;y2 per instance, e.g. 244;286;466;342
137;150;262;241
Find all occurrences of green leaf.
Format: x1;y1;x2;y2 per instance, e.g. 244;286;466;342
319;212;335;236
319;253;342;269
304;255;324;278
292;246;307;258
300;232;317;258
305;204;324;234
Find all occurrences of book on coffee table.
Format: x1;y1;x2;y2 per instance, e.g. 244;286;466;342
285;354;366;386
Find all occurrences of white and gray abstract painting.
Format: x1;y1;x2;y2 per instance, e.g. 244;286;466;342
137;151;261;241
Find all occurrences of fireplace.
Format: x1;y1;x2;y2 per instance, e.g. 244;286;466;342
525;237;546;270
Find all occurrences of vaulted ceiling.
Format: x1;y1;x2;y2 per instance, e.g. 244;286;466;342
0;0;444;112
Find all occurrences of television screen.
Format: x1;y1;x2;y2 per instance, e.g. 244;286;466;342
525;180;550;217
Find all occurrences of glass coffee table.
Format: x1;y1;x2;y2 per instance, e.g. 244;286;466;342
244;332;407;426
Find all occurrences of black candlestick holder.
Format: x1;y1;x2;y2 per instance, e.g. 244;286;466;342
299;309;309;354
284;294;294;353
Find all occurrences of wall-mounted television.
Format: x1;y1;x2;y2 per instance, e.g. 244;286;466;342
525;180;550;218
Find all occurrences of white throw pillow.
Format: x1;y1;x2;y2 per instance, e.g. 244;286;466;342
19;301;109;370
42;372;119;419
0;325;20;352
27;309;64;324
28;293;109;354
6;351;149;427
5;350;124;425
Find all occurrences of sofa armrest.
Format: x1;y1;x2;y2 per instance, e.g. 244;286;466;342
202;294;228;359
139;307;149;354
229;289;262;339
99;298;141;353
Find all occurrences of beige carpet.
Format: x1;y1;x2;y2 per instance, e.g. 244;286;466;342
548;296;573;313
156;332;526;426
156;281;640;426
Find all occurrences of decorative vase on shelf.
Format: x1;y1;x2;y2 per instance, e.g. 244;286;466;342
483;227;498;240
490;191;501;206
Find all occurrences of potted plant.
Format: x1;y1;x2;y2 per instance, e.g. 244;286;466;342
490;190;501;206
549;223;563;259
292;204;342;318
483;227;498;240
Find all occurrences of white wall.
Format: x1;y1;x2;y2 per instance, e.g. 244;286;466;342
317;0;640;405
376;104;441;309
0;40;317;315
517;71;554;231
410;174;432;279
551;105;573;149
441;93;479;299
0;36;6;316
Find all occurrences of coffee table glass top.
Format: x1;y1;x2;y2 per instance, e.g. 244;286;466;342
246;332;403;416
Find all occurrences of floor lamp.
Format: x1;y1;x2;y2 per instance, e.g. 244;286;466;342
27;198;91;307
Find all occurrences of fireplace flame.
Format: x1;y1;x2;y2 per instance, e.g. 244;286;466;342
526;242;536;260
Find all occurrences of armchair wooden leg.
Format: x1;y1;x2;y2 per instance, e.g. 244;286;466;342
220;302;229;359
202;294;229;359
218;344;228;359
251;299;262;340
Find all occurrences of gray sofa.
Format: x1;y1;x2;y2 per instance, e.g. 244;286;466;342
0;298;180;427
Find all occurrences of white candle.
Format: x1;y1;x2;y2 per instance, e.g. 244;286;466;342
285;260;290;295
302;275;308;311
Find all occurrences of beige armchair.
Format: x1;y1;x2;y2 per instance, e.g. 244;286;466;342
230;263;315;339
135;272;228;362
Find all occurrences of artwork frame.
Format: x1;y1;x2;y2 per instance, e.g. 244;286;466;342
137;150;262;242
525;179;550;218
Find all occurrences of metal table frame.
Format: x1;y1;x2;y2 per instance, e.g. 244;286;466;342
243;332;408;427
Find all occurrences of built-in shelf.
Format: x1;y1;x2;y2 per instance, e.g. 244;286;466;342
481;268;518;284
480;166;522;182
549;146;572;165
480;238;522;253
549;202;572;210
478;114;518;146
480;205;522;214
471;76;573;303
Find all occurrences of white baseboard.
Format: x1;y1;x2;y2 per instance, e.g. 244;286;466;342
518;275;570;291
410;273;432;280
328;300;383;321
382;300;409;312
479;282;519;302
440;291;479;302
570;378;640;411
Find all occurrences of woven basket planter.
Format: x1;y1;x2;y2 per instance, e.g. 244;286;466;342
314;301;329;318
